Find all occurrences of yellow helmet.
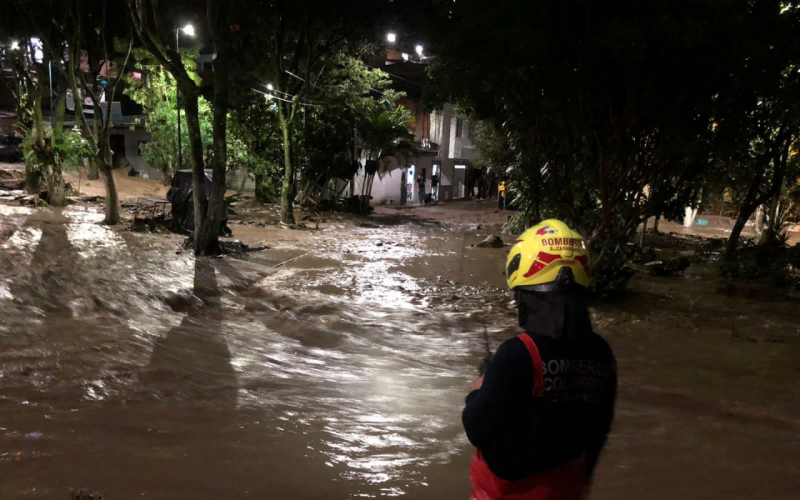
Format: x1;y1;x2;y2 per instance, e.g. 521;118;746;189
506;219;590;291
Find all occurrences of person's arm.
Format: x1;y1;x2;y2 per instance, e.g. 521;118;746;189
462;338;531;450
585;351;617;476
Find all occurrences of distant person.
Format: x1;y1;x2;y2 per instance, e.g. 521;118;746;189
497;181;506;210
431;173;440;201
417;174;426;204
464;219;617;500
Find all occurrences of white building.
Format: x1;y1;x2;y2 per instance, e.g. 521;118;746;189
355;58;480;206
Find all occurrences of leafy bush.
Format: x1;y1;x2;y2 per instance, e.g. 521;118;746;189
503;212;528;236
588;235;638;294
124;47;212;184
17;123;91;180
719;239;800;287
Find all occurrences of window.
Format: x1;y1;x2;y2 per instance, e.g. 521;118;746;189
456;118;464;138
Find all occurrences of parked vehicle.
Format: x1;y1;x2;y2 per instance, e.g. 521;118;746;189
0;135;23;163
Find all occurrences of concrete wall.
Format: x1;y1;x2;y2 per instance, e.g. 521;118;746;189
447;110;476;160
437;159;454;201
116;128;160;180
364;155;472;203
370;168;404;205
227;167;257;193
356;155;443;205
430;108;453;158
112;127;258;192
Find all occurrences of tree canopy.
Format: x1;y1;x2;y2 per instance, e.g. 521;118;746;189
426;0;800;287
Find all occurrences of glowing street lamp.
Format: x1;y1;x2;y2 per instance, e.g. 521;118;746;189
386;32;397;43
176;24;195;170
266;83;274;91
415;44;424;56
10;41;19;51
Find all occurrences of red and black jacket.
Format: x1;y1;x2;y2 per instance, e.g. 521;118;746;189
463;292;617;489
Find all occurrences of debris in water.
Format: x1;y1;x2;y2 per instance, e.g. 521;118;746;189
627;256;691;276
70;488;104;500
476;235;504;248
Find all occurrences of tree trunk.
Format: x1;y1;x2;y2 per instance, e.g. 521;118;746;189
400;168;408;205
754;205;765;234
683;206;698;228
365;173;376;213
24;90;44;194
43;165;66;207
360;169;371;214
639;217;648;248
727;171;763;254
25;163;43;195
44;83;69;207
653;215;660;234
254;172;270;203
161;162;173;186
200;29;231;255
728;209;751;254
279;111;295;225
85;145;100;180
182;86;211;251
760;187;784;246
99;159;120;224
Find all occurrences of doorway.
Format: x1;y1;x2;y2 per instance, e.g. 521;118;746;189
454;164;466;199
110;135;127;169
432;164;440;201
406;164;416;201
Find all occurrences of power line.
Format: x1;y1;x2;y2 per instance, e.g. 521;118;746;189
251;87;322;107
279;69;471;121
367;64;426;87
261;82;327;105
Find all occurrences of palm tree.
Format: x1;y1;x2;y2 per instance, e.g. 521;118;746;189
357;98;416;213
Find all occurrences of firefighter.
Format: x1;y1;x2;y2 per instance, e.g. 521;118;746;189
497;181;506;210
463;219;617;500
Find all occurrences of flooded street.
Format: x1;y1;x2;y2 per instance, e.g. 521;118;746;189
1;203;800;499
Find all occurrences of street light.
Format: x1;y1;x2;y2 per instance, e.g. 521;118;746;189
10;41;19;51
386;32;396;43
266;83;274;91
415;44;424;56
176;24;195;171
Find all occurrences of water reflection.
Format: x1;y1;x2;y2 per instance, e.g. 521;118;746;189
141;257;237;407
2;204;800;499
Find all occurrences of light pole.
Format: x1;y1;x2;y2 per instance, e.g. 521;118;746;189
175;24;195;171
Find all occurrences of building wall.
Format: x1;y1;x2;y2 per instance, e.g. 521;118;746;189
446;108;476;160
227;167;257;192
113;128;161;180
111;127;253;191
358;155;441;205
0;113;16;134
430;108;453;158
369;168;404;205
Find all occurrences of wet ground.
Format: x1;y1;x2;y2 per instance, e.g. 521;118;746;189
1;202;799;499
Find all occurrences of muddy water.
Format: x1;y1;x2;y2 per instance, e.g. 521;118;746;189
1;205;799;500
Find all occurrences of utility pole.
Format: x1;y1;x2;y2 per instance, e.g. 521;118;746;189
48;61;54;127
176;28;183;172
174;24;195;171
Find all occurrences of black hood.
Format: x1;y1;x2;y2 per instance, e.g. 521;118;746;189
516;290;592;340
